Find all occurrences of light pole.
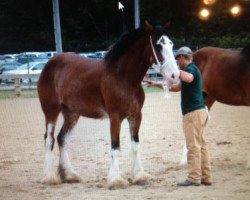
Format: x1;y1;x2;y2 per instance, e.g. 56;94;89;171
134;0;140;28
52;0;63;53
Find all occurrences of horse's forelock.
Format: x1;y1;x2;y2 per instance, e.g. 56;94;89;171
153;25;167;40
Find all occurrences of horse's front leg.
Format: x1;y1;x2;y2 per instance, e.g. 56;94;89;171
107;114;128;189
128;113;151;185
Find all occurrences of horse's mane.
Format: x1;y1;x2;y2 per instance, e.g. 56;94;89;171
105;28;148;63
240;44;250;59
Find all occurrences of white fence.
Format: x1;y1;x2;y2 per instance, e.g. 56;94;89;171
0;74;40;96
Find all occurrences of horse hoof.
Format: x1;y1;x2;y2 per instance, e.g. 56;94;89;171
64;173;82;183
107;177;128;190
133;172;152;185
41;175;61;185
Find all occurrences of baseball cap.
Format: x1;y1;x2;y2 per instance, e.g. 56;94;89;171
175;46;193;58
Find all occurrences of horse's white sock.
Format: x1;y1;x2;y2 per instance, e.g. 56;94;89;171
44;123;54;176
131;140;144;176
108;149;121;180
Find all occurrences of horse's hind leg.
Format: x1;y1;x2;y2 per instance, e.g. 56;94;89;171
42;109;61;184
203;93;215;111
57;106;81;183
128;112;151;185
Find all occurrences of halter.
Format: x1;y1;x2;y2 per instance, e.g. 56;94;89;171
149;36;169;74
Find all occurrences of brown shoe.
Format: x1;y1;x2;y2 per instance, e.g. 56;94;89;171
201;181;212;186
177;180;200;187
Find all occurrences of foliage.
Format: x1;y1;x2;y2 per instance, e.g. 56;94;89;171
0;0;250;53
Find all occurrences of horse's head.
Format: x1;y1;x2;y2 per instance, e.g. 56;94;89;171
145;21;180;85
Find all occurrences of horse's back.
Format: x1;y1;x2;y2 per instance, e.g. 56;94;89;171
41;53;103;75
194;47;237;72
193;47;250;106
38;53;103;95
38;53;107;118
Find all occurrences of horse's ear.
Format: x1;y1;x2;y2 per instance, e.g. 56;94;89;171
164;21;171;29
145;21;153;31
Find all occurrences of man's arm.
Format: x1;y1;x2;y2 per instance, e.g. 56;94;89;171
180;70;194;83
145;80;181;91
169;70;193;92
145;69;193;91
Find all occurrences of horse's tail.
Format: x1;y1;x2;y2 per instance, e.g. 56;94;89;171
37;57;61;123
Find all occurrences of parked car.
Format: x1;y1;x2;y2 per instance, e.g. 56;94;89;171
78;52;97;58
2;61;46;83
17;52;49;64
95;51;107;58
3;54;18;62
44;51;57;58
0;62;22;74
144;68;163;80
0;62;22;83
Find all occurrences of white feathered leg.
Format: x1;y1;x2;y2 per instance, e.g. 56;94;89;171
131;140;151;185
41;123;60;184
107;149;128;189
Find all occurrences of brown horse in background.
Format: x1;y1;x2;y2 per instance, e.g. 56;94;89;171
37;22;180;189
180;46;250;169
193;46;250;110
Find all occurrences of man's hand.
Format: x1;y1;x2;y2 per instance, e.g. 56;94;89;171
169;82;181;92
143;80;163;89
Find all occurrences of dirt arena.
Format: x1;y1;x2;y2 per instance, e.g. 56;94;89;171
0;92;250;200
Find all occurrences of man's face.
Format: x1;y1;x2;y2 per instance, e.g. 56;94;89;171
175;55;185;70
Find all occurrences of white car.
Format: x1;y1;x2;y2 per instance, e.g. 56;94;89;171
2;61;46;83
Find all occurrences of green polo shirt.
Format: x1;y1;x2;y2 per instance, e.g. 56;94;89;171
181;62;205;115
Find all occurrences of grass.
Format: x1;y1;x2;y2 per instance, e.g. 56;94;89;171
0;87;161;99
0;89;38;99
142;86;162;93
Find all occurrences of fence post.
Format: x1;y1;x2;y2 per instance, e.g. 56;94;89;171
14;77;21;97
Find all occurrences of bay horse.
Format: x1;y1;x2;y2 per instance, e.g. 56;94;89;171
37;22;180;189
180;46;250;168
193;46;250;110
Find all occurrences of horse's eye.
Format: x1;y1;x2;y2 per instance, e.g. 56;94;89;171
170;41;173;46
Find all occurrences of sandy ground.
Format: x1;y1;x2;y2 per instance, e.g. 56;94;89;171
0;92;250;200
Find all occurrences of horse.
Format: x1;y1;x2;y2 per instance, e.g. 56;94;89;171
180;46;250;168
37;22;180;189
193;46;250;110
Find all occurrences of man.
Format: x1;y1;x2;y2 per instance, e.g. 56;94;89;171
147;46;212;186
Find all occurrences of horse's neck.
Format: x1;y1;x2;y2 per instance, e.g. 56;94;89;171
117;39;152;83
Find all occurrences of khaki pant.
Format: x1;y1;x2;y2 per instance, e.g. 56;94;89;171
183;109;211;183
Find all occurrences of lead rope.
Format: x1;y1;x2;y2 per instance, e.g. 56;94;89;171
149;36;168;73
149;36;161;67
149;36;171;99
